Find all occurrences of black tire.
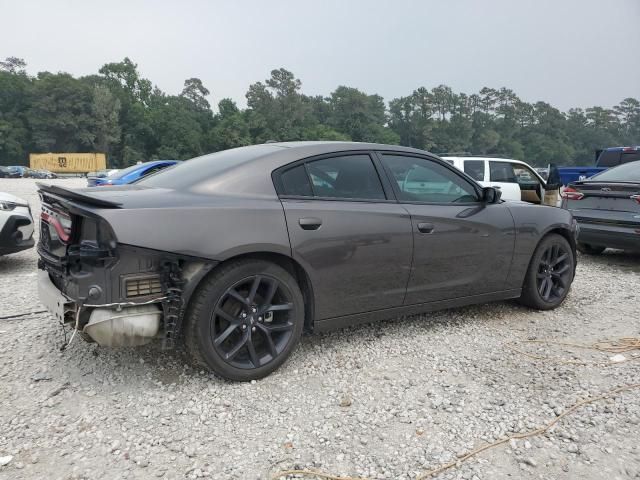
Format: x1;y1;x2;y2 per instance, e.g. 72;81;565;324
184;259;304;381
519;234;575;310
577;243;606;255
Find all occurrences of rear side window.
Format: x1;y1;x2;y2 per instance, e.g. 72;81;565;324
279;154;386;201
463;160;485;181
597;150;621;167
280;165;313;196
306;155;386;200
489;161;517;182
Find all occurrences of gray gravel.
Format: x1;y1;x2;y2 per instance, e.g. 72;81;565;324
1;178;639;480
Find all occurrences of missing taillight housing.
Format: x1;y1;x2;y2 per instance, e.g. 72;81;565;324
41;210;72;243
561;187;584;201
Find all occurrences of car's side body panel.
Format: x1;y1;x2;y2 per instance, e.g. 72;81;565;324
401;203;515;303
282;198;413;320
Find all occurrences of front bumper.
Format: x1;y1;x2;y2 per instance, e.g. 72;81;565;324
0;213;35;255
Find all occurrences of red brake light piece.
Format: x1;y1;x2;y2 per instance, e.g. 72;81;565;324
631;194;640;204
41;211;71;243
561;187;584;200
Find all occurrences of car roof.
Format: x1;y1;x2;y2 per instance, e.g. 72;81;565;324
604;146;640;151
139;142;442;197
442;156;530;165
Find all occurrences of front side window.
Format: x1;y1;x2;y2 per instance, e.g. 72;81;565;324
463;160;485;181
381;154;478;203
489;161;517;183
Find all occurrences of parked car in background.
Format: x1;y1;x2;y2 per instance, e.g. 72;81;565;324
562;160;640;254
31;170;58;179
87;160;179;186
443;156;560;204
557;146;640;186
0;192;35;256
38;142;577;381
87;169;120;180
6;166;33;178
0;166;21;178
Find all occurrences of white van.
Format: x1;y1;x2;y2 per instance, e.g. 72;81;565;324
442;156;555;204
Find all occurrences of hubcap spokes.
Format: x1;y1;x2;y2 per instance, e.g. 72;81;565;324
536;244;571;302
211;275;294;369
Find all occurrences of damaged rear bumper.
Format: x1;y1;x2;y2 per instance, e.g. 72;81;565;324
38;244;216;348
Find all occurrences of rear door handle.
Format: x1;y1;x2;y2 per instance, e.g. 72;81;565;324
417;222;434;234
299;217;322;230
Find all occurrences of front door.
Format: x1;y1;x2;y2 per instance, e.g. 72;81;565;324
488;160;522;202
378;153;515;305
275;153;413;320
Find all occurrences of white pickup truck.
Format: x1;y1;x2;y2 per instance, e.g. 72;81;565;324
443;156;559;205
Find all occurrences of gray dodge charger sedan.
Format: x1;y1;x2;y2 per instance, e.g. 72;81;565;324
37;142;578;380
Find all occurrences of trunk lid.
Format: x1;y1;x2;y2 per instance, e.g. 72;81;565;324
566;181;640;213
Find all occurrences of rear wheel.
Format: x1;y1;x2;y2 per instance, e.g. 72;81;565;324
184;259;304;381
577;243;606;255
519;234;575;310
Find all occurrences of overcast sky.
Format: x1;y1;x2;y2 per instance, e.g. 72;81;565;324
2;0;639;111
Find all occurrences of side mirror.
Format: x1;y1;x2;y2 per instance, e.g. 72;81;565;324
482;186;502;203
546;163;561;190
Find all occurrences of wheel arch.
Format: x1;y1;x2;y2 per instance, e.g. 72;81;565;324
184;251;316;333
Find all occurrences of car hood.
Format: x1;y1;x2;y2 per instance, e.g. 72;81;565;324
0;192;28;205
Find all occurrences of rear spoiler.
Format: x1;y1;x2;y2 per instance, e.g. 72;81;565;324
37;183;122;208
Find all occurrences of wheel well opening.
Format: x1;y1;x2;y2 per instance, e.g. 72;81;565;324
203;252;315;333
547;227;577;258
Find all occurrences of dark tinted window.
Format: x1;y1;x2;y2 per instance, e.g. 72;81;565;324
381;154;478;203
590;161;640;182
621;152;640;164
597;150;621;167
280;165;313;196
489;161;517;182
463;160;485;181
305;155;385;200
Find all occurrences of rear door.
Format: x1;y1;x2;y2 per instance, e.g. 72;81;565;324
378;153;515;304
488;161;521;201
274;152;413;320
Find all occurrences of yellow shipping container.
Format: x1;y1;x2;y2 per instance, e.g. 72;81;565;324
29;153;107;174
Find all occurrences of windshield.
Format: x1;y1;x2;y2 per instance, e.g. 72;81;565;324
139;145;280;190
589;161;640;182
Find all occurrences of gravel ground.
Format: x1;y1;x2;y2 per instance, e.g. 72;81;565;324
1;178;639;480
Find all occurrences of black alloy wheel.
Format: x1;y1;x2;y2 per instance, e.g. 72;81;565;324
211;275;295;369
535;244;572;303
185;259;304;381
519;233;575;310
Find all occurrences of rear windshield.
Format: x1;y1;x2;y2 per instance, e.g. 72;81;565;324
589;161;640;182
597;150;621;167
139;145;280;190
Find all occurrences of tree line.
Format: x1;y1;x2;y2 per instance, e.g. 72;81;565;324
0;56;638;168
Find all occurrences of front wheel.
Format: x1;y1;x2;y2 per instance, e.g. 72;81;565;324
577;243;606;255
184;259;305;381
519;234;575;310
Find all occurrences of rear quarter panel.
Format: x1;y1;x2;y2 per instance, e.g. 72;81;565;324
98;198;291;260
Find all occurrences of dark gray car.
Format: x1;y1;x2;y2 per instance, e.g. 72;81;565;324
37;142;578;380
561;160;640;254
